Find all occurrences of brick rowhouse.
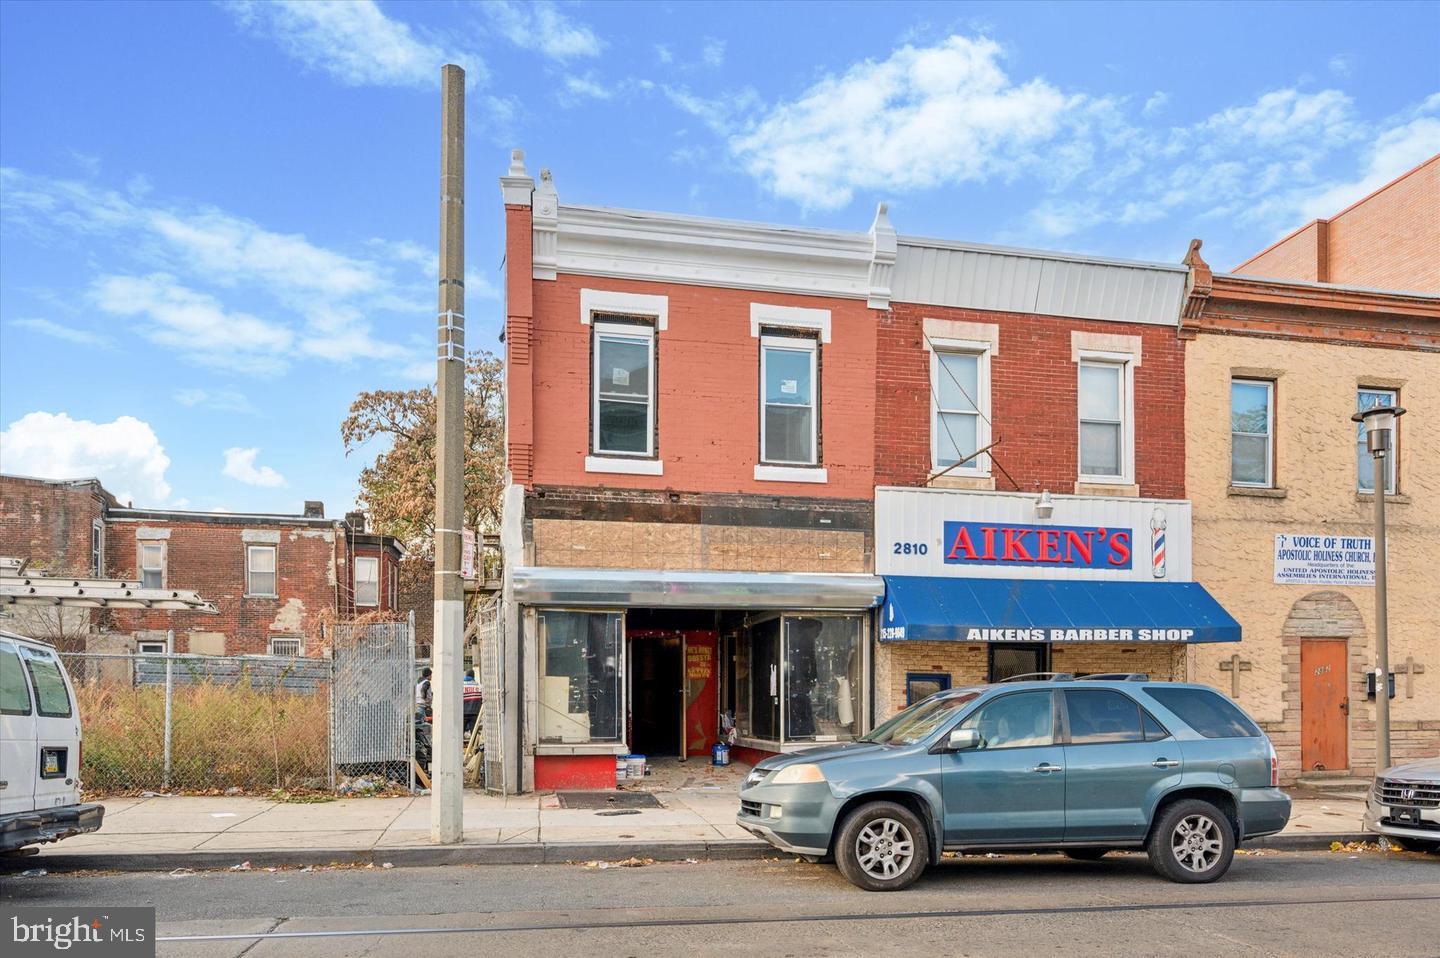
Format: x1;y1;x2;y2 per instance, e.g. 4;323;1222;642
491;151;1232;795
0;473;411;655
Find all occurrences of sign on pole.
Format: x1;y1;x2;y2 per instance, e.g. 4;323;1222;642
461;528;476;579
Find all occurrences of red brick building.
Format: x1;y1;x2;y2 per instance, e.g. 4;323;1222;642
490;153;1236;793
1235;154;1438;294
869;239;1210;713
0;473;408;655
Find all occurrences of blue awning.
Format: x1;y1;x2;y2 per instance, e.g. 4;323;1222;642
879;577;1240;644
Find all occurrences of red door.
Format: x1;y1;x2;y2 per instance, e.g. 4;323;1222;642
682;631;718;758
1300;639;1349;772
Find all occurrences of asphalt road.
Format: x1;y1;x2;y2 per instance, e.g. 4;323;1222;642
4;848;1438;957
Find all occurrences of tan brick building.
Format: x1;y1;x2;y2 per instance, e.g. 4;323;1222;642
1180;243;1440;782
1234;155;1438;294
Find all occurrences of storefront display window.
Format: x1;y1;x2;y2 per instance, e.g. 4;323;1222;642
784;616;861;741
739;613;863;745
538;610;622;743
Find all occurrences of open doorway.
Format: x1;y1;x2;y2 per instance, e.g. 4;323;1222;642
629;634;683;757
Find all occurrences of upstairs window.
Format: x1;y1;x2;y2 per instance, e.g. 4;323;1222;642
246;545;277;597
931;347;990;474
91;520;104;577
592;320;655;457
1230;379;1274;487
1078;359;1130;481
355;556;379;607
139;542;165;589
760;334;818;465
1357;387;1398;494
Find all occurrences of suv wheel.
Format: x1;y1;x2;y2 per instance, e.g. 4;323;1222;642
835;801;929;892
1148;799;1234;883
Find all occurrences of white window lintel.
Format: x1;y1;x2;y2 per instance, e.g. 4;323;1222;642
750;303;831;343
581;289;668;330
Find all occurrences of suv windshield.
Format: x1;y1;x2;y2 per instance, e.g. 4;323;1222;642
860;692;979;746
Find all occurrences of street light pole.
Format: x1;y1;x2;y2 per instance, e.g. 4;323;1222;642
1352;403;1405;775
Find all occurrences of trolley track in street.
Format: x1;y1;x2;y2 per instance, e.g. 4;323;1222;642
160;891;1440;943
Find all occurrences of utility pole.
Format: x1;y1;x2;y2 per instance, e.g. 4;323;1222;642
431;63;465;844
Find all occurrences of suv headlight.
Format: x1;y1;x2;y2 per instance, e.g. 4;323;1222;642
771;763;825;785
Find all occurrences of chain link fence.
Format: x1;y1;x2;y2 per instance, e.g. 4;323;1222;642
63;651;334;794
60;617;419;796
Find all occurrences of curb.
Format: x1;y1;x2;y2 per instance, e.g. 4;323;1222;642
15;833;1372;873
20;839;778;873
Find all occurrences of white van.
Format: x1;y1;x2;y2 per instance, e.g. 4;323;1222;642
0;629;104;852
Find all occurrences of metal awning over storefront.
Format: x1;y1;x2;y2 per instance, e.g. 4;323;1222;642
512;567;885;610
879;576;1240;644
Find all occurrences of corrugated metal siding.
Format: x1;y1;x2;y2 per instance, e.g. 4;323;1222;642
894;243;1186;326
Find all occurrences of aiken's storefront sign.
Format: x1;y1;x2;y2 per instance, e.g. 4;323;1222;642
876;487;1193;583
943;520;1132;570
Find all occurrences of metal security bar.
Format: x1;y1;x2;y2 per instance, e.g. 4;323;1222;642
476;596;505;794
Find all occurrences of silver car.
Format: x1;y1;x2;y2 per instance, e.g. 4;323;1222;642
1365;758;1440;853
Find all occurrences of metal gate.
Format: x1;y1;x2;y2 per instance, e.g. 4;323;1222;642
330;615;416;786
476;596;506;793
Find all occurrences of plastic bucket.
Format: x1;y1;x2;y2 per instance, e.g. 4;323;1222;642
625;755;647;780
615;758;628;786
711;743;730;767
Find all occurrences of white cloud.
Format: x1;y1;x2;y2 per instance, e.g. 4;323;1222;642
222;447;287;488
654;43;673;64
2;168;431;374
1142;92;1169;117
0;411;172;505
728;35;1078;209
91;273;294;376
484;1;601;61
222;0;484;87
11;317;114;348
1196;88;1358;148
1296;114;1440;220
701;38;726;68
562;73;612;102
173;388;255;413
1328;54;1356;77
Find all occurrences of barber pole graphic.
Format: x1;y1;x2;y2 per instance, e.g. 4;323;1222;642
1150;507;1167;579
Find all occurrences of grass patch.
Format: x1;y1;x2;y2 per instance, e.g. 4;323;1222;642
75;677;329;795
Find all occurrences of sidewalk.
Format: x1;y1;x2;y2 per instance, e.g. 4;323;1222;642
25;788;1370;871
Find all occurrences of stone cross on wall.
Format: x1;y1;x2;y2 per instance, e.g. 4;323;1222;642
1218;654;1252;698
1395;656;1426;699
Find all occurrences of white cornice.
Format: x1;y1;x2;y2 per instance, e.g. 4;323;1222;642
548;204;882;303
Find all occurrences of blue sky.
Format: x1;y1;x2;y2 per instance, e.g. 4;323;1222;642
2;0;1437;515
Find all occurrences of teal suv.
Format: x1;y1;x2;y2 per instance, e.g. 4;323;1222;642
737;678;1290;891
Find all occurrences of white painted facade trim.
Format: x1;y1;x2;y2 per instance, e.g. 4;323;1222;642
749;303;832;342
1072;330;1143;366
546;204;881;304
923;318;1000;354
754;465;829;484
585;456;664;476
580;289;669;329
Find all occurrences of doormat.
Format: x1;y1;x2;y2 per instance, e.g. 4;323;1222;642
557;790;663;810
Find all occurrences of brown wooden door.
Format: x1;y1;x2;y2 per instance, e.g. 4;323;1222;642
1300;639;1349;771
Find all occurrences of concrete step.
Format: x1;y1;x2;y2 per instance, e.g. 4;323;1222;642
1298;775;1372;792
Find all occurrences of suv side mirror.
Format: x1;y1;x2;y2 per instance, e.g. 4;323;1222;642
946;728;980;752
